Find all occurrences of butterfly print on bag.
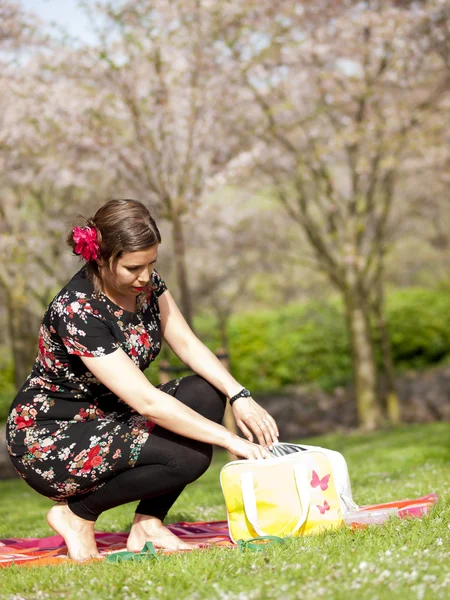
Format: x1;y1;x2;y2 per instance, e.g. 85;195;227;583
310;470;330;491
317;500;330;515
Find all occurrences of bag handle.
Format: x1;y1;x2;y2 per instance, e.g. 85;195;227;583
237;536;285;552
240;464;311;537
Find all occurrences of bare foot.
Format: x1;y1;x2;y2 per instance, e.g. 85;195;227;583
127;514;197;552
46;503;101;562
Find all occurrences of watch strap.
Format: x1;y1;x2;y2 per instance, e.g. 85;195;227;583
229;388;251;406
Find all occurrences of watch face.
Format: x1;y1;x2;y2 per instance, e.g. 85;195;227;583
230;388;251;404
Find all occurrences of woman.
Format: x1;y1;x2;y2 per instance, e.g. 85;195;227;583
6;199;278;561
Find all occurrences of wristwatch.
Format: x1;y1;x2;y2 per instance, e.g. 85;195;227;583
229;388;251;406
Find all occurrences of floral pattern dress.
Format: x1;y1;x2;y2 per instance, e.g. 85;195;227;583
6;267;177;501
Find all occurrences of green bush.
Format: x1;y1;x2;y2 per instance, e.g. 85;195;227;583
385;288;450;369
1;287;449;421
227;301;352;392
0;352;15;422
195;288;450;393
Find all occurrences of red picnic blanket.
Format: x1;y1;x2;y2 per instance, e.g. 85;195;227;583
0;494;438;568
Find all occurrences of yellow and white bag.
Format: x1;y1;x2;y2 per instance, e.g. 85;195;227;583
220;442;356;542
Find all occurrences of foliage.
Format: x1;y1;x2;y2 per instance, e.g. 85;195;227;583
385;288;450;370
230;0;450;427
0;350;15;422
205;287;450;393
0;423;449;599
1;0;450;429
1;287;449;421
227;300;351;393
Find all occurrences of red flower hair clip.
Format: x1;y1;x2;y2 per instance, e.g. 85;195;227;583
73;226;99;262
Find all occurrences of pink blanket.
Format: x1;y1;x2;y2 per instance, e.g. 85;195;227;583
0;494;438;568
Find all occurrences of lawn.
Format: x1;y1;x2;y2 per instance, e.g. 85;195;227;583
0;423;449;600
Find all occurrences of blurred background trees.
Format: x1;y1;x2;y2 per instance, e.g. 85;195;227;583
0;0;449;430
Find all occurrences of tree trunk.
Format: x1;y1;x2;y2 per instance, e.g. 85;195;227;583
216;346;238;461
344;289;384;430
5;292;39;390
373;295;401;425
217;312;230;351
171;212;194;329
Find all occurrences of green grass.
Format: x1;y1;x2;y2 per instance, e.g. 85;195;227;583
0;423;449;600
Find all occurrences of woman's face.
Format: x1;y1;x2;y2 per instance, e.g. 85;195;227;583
99;244;159;300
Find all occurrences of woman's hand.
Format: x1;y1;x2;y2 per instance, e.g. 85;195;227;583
224;432;272;460
231;397;279;449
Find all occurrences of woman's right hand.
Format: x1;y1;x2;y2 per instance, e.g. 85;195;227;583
224;432;272;460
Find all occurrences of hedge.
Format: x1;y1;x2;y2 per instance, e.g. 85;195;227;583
384;288;450;369
1;287;449;420
195;287;450;392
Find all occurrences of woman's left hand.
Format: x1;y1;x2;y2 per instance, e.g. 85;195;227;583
231;397;279;449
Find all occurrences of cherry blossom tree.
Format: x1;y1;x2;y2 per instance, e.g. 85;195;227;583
0;2;49;387
2;0;449;423
51;0;259;327
186;191;307;345
0;3;110;386
224;0;450;428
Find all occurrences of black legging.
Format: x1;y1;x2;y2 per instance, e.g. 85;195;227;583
67;376;226;522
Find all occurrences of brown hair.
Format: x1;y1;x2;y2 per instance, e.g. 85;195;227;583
67;199;161;291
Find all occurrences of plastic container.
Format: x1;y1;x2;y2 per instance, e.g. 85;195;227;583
343;507;399;525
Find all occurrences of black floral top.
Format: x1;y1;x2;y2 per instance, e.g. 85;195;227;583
6;267;172;500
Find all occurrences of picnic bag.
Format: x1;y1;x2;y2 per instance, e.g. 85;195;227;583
220;442;356;542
